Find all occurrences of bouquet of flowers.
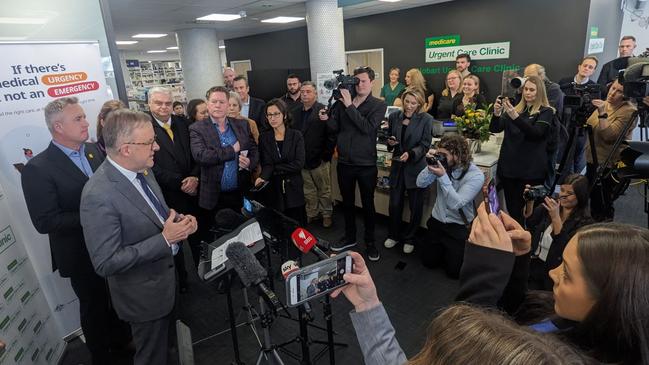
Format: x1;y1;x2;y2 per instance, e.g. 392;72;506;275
452;103;493;143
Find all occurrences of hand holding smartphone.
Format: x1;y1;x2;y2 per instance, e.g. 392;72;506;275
483;178;500;214
286;252;352;307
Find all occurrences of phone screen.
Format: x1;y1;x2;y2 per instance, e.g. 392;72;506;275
243;197;253;215
287;253;352;307
484;179;500;214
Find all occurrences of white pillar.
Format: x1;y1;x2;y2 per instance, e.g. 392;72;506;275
176;28;223;100
305;0;347;81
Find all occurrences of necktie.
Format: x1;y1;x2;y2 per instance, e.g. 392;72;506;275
136;173;169;220
162;122;174;141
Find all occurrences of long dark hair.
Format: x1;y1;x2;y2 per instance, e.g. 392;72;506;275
186;98;206;124
572;223;649;364
562;174;590;223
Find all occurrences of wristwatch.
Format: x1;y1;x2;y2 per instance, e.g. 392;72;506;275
598;113;608;119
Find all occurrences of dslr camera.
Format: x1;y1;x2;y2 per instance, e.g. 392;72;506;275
523;185;549;201
622;60;649;110
324;70;359;101
426;153;449;171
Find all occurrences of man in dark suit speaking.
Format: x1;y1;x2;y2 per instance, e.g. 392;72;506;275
21;97;130;365
80;109;197;365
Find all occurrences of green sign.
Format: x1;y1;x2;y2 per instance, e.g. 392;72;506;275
590;26;598;37
425;34;460;48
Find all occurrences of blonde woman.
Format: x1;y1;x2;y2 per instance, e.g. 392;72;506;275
228;91;260;143
394;68;434;111
490;75;555;224
451;74;486;117
435;70;463;119
384;88;432;254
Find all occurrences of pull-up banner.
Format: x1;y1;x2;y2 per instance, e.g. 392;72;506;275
0;41;112;347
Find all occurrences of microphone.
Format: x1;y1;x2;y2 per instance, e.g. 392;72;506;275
290;227;329;260
281;260;312;315
623;59;649;83
225;242;282;313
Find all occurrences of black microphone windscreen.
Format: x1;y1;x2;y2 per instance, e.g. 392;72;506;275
623;60;649;83
225;242;267;287
214;208;247;230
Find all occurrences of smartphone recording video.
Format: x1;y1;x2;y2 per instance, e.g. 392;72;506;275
483;178;500;214
286;252;352;307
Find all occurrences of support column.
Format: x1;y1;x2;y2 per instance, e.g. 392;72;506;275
305;0;347;81
176;28;223;100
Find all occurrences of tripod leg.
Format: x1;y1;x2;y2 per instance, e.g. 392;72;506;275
226;273;245;365
324;297;336;365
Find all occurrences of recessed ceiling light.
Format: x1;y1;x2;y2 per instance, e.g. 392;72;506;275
0;17;48;24
132;33;168;39
379;0;401;2
196;14;241;22
116;41;138;45
147;50;167;53
219;45;226;49
261;16;304;24
166;46;179;50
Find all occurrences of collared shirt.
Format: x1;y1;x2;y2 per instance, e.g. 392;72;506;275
211;117;238;191
241;97;250;118
416;163;485;225
573;76;590;85
153;115;172;129
106;156;178;255
52;140;93;177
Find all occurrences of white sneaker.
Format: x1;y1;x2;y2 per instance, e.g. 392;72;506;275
384;238;398;249
403;244;414;254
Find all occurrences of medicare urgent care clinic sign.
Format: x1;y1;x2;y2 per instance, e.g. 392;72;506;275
425;34;511;63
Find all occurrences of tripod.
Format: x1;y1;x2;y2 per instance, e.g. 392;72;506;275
256;296;285;365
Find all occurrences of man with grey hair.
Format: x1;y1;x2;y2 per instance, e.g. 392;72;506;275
147;87;201;277
291;81;335;227
80;109;197;365
223;66;236;91
21;97;130;365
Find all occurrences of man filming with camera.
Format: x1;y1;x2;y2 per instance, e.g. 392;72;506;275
321;66;387;261
585;79;637;221
416;135;484;278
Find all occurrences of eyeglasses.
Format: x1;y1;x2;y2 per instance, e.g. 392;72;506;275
266;112;282;119
122;136;157;150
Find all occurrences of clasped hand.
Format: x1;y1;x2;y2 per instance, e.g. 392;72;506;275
162;209;198;244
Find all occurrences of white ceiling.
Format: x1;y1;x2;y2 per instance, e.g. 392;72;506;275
109;0;451;54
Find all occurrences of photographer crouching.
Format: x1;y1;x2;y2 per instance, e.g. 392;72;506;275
416;135;484;278
322;66;387;261
584;79;637;221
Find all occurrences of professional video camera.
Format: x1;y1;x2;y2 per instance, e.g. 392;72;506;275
323;69;359;101
622;58;649;110
563;83;602;124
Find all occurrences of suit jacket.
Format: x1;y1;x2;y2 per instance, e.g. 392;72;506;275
80;161;175;322
149;113;199;213
189;117;259;210
21;142;104;277
248;96;268;132
290;102;336;169
258;128;305;210
387;111;433;189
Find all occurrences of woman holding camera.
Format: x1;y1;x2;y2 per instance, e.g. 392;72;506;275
490;75;555;224
584;79;637;221
384;88;432;254
255;99;306;231
523;174;593;290
451;74;486;117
